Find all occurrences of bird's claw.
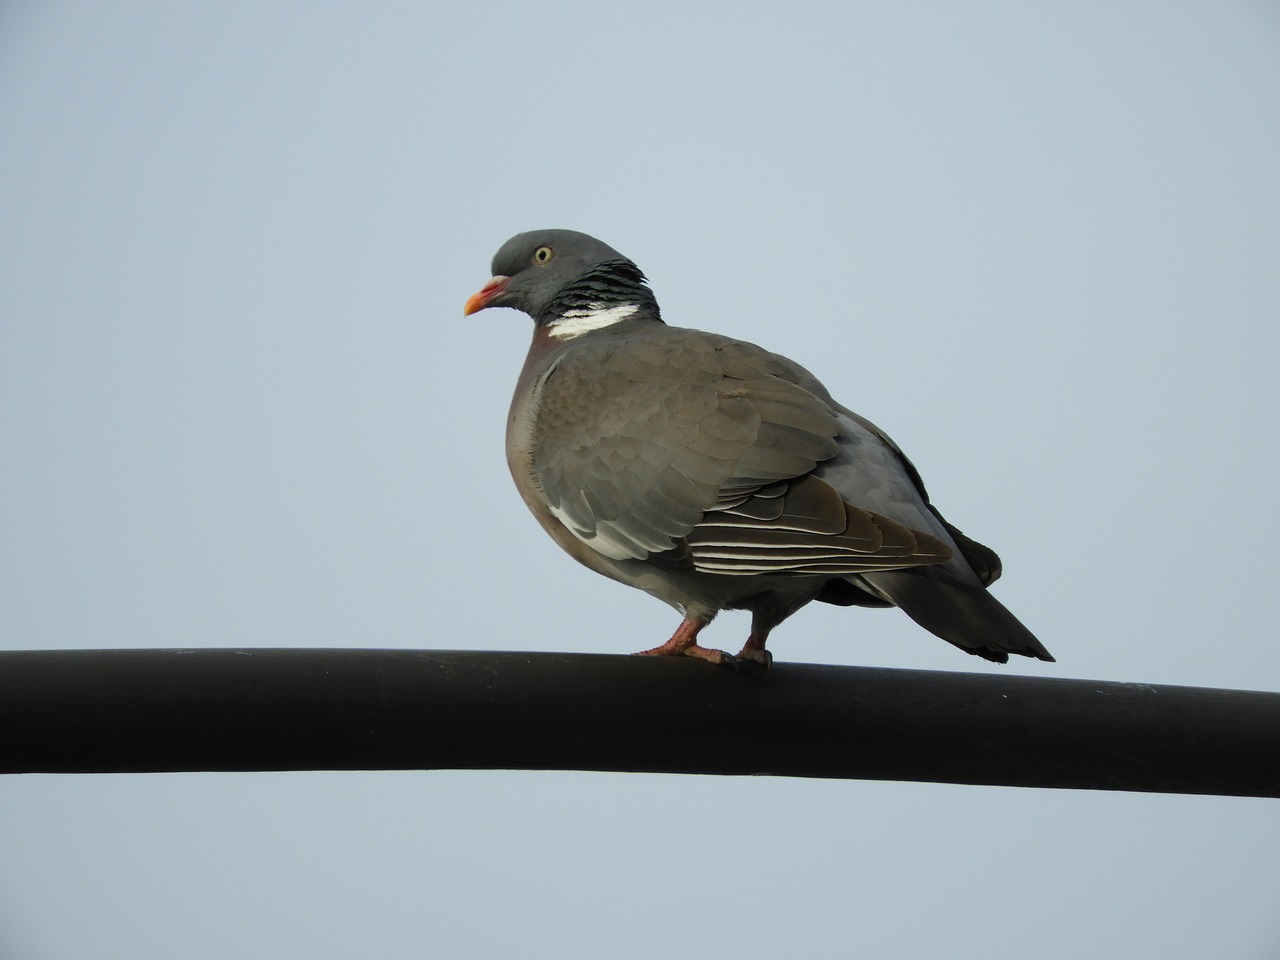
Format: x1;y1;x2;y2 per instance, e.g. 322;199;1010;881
633;642;737;667
735;640;773;668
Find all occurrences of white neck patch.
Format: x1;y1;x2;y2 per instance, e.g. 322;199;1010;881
546;303;639;339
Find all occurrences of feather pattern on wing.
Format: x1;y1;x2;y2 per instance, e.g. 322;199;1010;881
532;326;950;575
688;475;951;574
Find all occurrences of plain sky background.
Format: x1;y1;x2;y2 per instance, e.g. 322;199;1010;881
2;2;1279;957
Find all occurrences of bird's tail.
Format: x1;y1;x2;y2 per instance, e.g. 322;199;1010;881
859;567;1053;663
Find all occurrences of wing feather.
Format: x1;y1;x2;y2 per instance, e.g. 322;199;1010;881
687;475;952;576
532;327;951;577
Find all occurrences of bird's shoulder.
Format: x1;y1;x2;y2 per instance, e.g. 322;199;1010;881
535;324;836;435
533;326;843;473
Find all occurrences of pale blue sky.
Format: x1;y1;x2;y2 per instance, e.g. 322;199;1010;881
2;2;1279;957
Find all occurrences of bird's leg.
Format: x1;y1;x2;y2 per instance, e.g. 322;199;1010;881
634;618;735;666
737;607;781;667
736;630;774;667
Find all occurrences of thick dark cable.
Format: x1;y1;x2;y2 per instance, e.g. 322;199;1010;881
2;649;1277;797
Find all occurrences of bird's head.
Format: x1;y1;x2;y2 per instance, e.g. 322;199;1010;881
464;229;660;329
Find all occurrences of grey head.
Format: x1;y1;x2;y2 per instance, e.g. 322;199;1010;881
464;229;661;325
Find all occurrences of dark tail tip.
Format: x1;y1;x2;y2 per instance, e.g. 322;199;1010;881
862;568;1054;663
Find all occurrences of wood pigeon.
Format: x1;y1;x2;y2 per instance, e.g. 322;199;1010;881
465;229;1052;667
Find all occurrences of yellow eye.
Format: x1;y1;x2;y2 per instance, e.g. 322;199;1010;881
533;246;554;265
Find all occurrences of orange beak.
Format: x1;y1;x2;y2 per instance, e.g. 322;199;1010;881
463;275;511;316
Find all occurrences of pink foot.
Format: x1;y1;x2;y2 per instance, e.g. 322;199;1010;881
633;618;735;666
735;633;774;667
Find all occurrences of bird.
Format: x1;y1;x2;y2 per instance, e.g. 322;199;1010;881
464;229;1052;667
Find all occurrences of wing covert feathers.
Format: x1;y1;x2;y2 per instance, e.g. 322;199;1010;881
535;331;848;560
689;475;953;575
